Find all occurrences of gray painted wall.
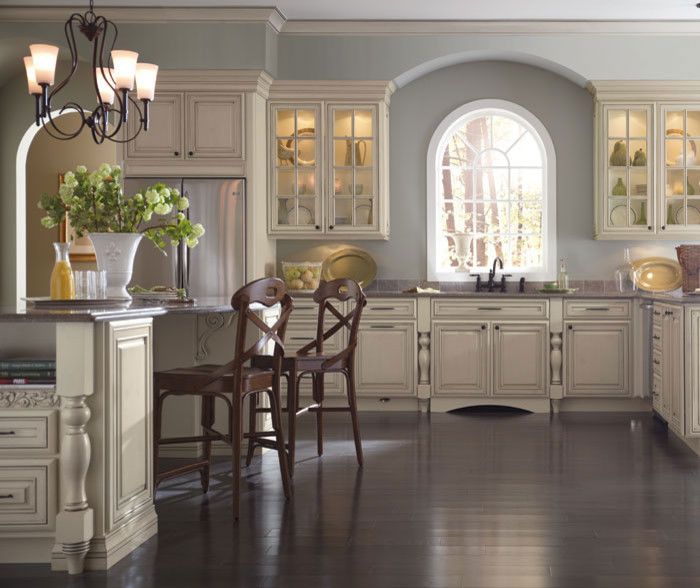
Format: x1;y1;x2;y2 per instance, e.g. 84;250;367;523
276;60;688;281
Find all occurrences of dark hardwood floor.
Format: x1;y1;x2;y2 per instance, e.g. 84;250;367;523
3;410;700;587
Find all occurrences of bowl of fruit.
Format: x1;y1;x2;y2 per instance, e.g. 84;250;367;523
282;261;322;292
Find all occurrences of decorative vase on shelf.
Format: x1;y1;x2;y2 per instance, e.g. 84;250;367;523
634;201;647;225
612;178;627;196
89;233;143;299
50;242;75;300
614;247;637;293
452;233;471;272
609;141;627;166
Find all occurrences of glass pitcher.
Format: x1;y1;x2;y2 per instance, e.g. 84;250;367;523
50;242;75;300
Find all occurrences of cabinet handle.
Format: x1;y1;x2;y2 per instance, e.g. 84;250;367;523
648;226;652;230
653;359;660;365
173;151;180;156
315;225;321;230
568;325;573;330
477;307;501;311
664;310;673;316
481;324;487;330
289;337;312;341
188;150;194;156
653;335;661;340
0;494;13;499
371;307;396;311
653;311;661;316
494;325;500;330
370;325;395;329
329;225;335;230
0;430;15;436
584;307;610;311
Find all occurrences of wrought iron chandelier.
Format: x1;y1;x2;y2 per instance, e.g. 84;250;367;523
23;0;158;144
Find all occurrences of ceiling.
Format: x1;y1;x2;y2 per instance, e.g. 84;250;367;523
8;0;700;21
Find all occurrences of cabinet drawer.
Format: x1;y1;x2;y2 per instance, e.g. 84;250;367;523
0;459;56;528
363;298;416;319
432;298;548;319
0;416;51;451
564;299;631;319
652;349;663;376
652;323;662;350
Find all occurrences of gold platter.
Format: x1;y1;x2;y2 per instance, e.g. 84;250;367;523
632;257;683;292
321;248;377;288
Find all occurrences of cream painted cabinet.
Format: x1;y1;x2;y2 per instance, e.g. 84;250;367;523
432;321;489;397
492;323;548;397
267;81;393;239
653;303;685;435
590;82;700;239
355;322;416;397
565;322;630;396
186;93;243;159
126;92;183;160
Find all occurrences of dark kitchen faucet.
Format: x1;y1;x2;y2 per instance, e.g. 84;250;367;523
471;257;525;293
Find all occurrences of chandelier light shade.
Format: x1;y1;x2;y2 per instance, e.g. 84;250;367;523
22;0;158;144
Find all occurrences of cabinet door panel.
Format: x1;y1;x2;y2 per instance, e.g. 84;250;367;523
355;322;416;397
493;323;547;396
565;322;630;396
126;92;183;159
665;309;684;434
186;93;243;159
432;321;489;397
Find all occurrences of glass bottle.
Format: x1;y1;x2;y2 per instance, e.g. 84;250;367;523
557;258;569;290
50;242;75;300
614;247;637;293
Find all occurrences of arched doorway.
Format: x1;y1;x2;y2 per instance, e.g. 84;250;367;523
17;113;116;299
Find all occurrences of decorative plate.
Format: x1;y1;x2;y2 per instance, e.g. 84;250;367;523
676;204;700;225
632;257;683;292
610;204;635;227
321;248;377;288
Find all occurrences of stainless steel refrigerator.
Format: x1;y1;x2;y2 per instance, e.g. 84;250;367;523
125;177;245;299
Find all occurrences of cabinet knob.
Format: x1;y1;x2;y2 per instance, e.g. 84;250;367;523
494;325;500;330
481;324;486;330
188;150;194;156
661;225;666;230
329;225;335;230
568;325;573;330
315;225;320;230
174;151;179;156
647;226;652;230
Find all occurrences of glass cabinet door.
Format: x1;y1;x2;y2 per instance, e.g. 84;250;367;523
603;105;653;233
328;105;378;232
271;105;322;231
661;105;700;233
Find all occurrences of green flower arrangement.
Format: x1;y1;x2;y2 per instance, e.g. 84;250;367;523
38;163;205;251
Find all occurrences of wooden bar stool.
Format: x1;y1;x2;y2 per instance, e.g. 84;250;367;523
250;278;367;475
153;277;294;519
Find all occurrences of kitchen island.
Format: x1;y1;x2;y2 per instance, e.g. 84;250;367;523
0;299;258;574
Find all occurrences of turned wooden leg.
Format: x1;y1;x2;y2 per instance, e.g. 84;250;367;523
245;394;257;467
287;367;298;476
346;368;363;467
268;384;292;500
231;392;243;521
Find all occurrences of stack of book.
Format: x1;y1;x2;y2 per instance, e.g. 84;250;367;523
0;358;56;387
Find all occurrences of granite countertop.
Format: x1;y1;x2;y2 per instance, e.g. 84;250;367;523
0;297;237;323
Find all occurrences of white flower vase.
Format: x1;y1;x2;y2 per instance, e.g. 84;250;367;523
89;232;143;299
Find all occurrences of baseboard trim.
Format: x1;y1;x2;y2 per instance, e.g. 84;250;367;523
558;397;652;412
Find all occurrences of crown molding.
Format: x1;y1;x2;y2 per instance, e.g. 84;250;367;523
588;80;700;101
156;69;274;97
269;79;396;104
0;6;287;32
280;19;700;36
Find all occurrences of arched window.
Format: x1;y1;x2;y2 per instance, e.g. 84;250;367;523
427;99;556;281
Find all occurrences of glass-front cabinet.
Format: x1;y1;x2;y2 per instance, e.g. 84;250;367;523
271;105;322;231
268;85;391;239
601;105;653;236
592;82;700;239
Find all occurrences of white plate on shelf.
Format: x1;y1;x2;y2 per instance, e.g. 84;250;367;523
610;205;635;227
676;205;700;225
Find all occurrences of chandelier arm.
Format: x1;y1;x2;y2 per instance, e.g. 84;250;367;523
103;94;145;143
44;102;89;139
47;14;83;108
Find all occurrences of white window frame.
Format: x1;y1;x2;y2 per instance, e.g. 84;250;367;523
427;99;557;282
